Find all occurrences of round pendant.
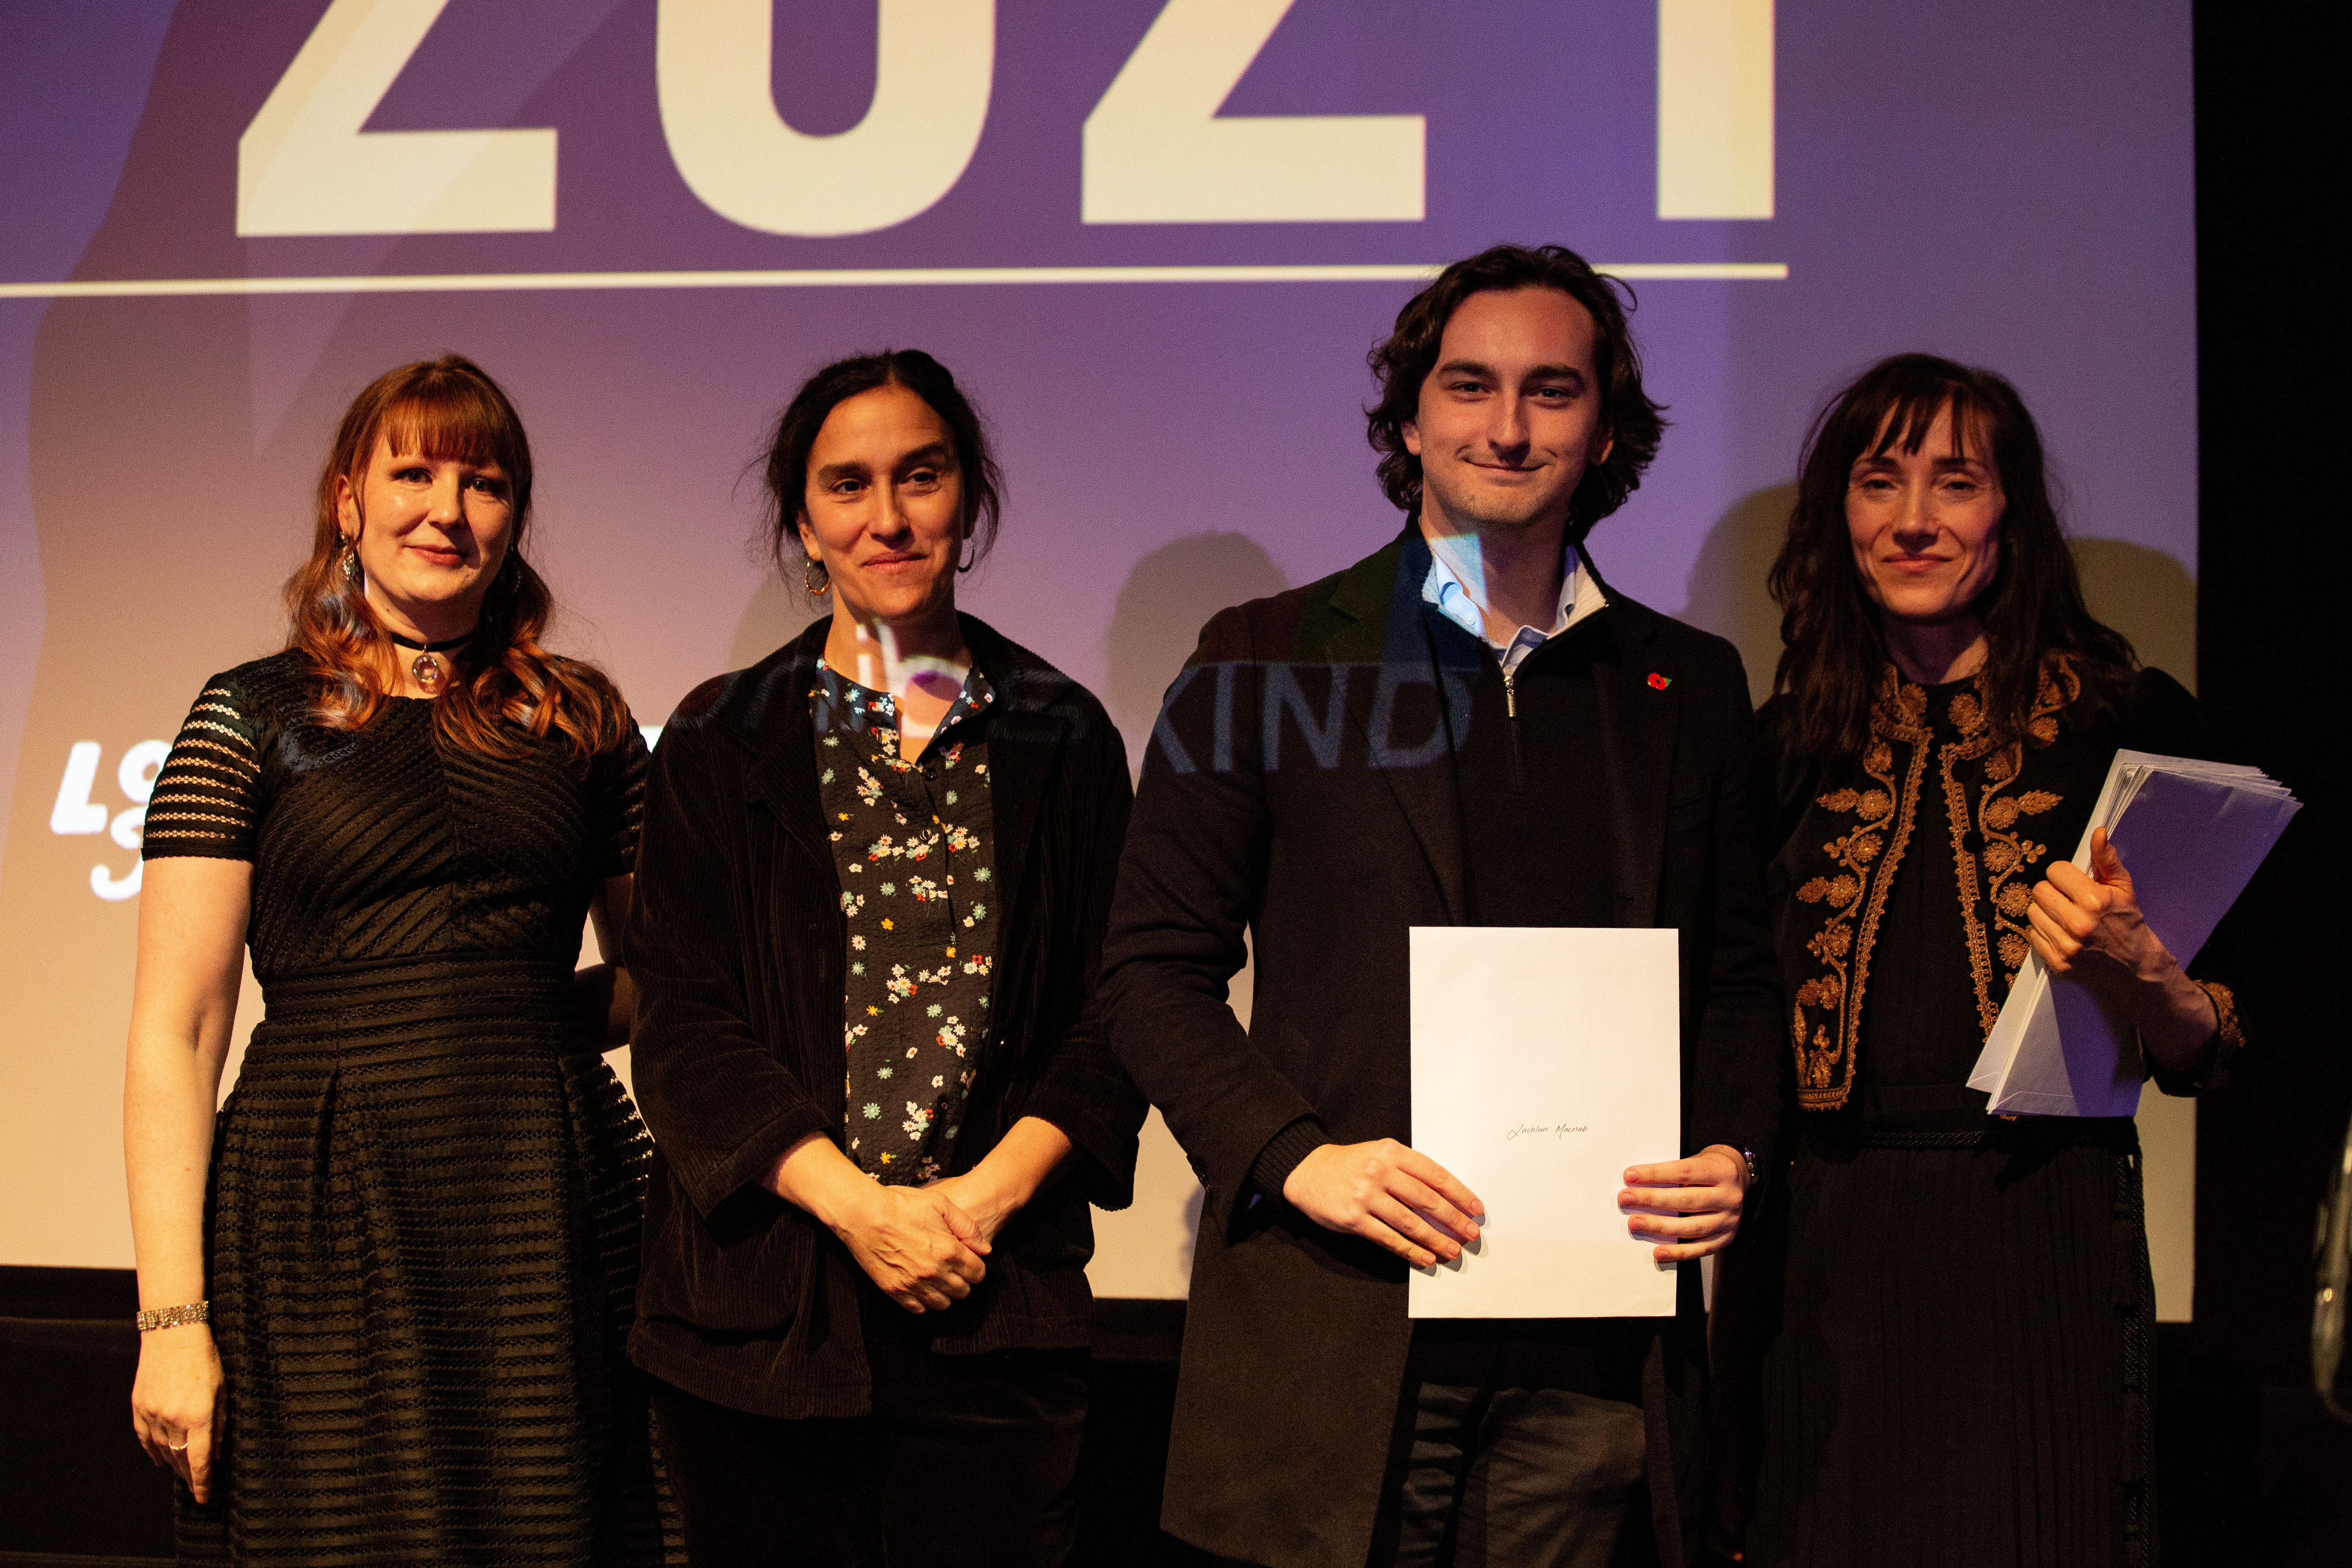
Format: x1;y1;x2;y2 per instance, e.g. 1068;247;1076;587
411;653;444;693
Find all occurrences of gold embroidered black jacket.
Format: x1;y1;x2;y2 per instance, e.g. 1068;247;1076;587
1762;658;2244;1115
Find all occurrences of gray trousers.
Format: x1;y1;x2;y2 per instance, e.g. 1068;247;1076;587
1369;1323;1654;1568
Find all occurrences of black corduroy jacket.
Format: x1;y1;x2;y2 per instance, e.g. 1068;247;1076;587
624;615;1145;1418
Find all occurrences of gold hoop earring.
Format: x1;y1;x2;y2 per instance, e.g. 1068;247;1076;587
803;555;830;597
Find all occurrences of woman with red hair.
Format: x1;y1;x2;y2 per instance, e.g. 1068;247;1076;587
122;356;666;1562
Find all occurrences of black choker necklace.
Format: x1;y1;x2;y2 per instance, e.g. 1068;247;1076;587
385;629;471;694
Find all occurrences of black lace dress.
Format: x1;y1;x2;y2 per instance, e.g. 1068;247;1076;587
143;651;668;1564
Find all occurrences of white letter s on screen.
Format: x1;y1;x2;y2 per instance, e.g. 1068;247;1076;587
52;740;171;900
50;742;107;835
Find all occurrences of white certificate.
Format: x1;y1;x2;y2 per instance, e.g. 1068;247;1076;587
1408;926;1681;1318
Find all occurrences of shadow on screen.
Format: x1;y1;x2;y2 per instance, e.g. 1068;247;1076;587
2069;536;2197;691
1678;483;1795;708
729;566;831;673
1104;531;1288;763
1675;484;2200;706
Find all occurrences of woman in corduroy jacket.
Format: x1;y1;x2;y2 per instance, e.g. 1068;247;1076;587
623;349;1144;1567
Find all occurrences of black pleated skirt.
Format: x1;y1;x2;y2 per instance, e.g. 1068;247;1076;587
177;954;671;1565
1743;1122;2154;1568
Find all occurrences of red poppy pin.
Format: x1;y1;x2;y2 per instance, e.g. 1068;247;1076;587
1647;672;1672;690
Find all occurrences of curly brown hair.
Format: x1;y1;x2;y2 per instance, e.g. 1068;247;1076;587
1366;243;1665;539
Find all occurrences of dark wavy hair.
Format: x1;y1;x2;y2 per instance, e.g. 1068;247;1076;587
287;355;628;765
1366;243;1666;539
1767;352;2135;760
761;348;1004;583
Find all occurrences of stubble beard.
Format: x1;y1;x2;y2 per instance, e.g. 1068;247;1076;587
1420;469;1566;542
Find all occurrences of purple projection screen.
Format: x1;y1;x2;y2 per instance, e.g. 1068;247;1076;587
0;2;2198;1303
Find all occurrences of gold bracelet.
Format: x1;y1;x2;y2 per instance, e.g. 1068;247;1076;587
136;1301;209;1332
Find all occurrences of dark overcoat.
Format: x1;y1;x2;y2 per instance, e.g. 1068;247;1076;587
1099;528;1786;1568
624;614;1146;1416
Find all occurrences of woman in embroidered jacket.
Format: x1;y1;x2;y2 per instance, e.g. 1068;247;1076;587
1735;355;2242;1567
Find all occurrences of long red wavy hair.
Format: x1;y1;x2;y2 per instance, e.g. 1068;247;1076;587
285;356;629;764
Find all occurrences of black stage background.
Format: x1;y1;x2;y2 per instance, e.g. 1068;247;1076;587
5;4;2348;1561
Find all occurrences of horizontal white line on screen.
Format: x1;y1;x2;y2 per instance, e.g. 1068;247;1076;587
0;261;1788;301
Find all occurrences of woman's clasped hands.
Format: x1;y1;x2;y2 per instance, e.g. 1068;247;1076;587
836;1181;991;1313
769;1131;988;1313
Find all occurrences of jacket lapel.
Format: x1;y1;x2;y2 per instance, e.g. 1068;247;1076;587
1580;552;1676;928
740;624;834;870
1323;527;1469;925
960;616;1064;921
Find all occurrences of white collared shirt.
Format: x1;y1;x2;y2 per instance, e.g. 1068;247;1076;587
1421;533;1608;672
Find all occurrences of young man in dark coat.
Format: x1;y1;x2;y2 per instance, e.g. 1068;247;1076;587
1099;244;1784;1568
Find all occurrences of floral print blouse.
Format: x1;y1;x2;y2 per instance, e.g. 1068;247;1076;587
814;663;998;1183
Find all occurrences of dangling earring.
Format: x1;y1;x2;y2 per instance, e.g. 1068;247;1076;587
339;539;361;584
803;555;830;597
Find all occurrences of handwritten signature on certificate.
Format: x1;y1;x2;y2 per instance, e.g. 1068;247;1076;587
1504;1122;1589;1141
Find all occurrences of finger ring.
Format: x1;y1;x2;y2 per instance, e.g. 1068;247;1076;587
169;1441;188;1452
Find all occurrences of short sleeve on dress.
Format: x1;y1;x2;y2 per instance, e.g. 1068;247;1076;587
590;717;652;877
143;675;264;861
